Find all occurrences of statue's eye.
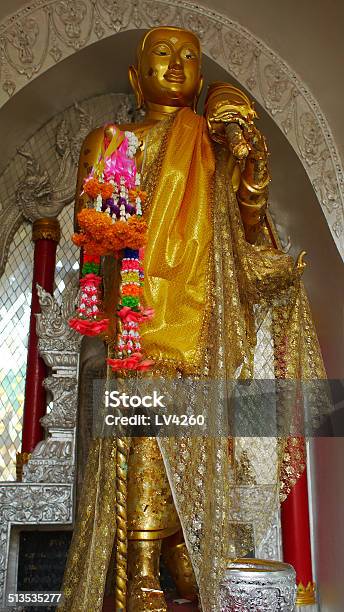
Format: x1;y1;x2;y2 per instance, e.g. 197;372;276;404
183;49;197;60
153;46;170;56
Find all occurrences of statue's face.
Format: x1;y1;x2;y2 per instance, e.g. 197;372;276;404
138;27;201;107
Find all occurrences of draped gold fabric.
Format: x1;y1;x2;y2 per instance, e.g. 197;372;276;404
60;439;117;611
60;110;328;612
141;108;214;369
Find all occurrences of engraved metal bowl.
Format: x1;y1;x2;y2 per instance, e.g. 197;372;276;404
220;558;297;611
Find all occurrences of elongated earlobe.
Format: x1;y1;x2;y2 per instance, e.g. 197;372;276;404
129;65;144;110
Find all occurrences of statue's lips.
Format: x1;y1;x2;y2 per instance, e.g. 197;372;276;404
164;70;186;83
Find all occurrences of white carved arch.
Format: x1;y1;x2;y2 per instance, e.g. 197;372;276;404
0;0;343;257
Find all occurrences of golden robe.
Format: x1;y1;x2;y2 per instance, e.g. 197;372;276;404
60;109;327;612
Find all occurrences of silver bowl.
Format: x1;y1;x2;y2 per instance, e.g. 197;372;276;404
220;558;297;611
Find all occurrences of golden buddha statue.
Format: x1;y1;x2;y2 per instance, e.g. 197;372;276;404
60;26;326;612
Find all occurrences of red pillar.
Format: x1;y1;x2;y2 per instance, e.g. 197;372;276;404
21;218;60;455
281;458;316;605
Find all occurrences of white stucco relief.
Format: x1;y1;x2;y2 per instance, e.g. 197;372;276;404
0;0;342;257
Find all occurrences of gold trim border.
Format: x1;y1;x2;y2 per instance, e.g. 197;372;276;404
128;525;180;541
296;581;316;605
32;218;61;243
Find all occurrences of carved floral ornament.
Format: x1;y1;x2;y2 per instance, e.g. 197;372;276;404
0;0;343;257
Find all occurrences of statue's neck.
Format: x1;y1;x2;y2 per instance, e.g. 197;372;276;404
144;100;191;123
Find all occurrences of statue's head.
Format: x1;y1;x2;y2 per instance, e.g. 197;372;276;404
129;26;203;110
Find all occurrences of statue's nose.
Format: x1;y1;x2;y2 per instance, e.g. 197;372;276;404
168;52;183;70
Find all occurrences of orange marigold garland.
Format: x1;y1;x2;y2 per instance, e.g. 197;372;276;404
68;125;154;371
72;211;147;254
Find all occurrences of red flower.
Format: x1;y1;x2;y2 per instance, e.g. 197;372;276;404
118;306;154;323
80;273;102;289
136;358;155;371
69;318;109;336
107;353;141;370
107;352;154;371
140;307;154;320
84;252;101;264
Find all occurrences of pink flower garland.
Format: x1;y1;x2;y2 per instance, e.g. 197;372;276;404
68;125;154;372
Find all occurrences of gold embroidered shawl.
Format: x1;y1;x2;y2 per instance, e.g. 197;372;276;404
59;109;327;612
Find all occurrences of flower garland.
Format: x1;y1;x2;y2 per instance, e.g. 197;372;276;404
69;126;154;372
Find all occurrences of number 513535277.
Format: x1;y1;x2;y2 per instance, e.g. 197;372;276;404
7;592;63;606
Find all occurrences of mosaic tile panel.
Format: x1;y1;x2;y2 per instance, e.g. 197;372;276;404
0;223;33;481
